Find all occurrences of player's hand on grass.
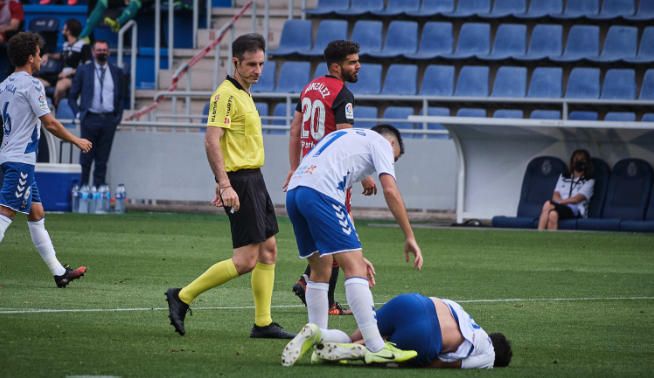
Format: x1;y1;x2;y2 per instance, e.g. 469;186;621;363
363;257;376;287
361;176;377;196
76;138;92;153
282;169;295;192
212;185;240;212
404;238;423;271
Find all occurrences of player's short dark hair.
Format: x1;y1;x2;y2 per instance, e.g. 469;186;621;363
490;333;513;367
7;32;41;67
371;124;404;157
232;33;266;60
324;40;360;67
65;18;82;38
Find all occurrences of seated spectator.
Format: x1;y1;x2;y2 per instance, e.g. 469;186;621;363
0;0;24;82
52;19;90;106
538;149;595;230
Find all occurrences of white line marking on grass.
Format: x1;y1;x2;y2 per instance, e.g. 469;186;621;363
1;296;652;315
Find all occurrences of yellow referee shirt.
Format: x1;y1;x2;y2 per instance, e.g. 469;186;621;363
207;76;264;172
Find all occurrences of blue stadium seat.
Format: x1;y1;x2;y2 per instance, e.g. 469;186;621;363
336;0;384;16
481;24;526;60
201;102;210;124
493;109;524;118
625;27;654;63
56;99;76;129
604;112;636;121
625;0;654;20
406;0;455;17
252;61;275;93
530;110;561;119
588;26;638;62
305;20;348;57
269;20;312;57
270;103;292;134
492;156;566;229
28;17;59;54
550;25;600;62
371;0;420;16
368;21;418;58
479;0;527;18
644;113;654;121
621;182;654;232
445;0;491;17
587;157;611;218
566;68;600;99
577;159;653;230
305;0;350;16
528;67;563;98
421;65;455;96
569;111;599;120
276;62;311;93
492;66;527;97
640;69;654;99
553;0;600;19
348;63;382;95
456;108;487;117
355;106;378;129
589;0;636;20
405;22;453;60
381;64;418;95
454;66;489;97
383;106;418;137
256;102;269;125
351;20;383;57
443;23;491;59
514;24;562;61
515;0;563;18
427;107;450;139
601;69;636;99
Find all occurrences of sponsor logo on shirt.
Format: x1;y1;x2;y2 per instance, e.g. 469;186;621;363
345;103;353;120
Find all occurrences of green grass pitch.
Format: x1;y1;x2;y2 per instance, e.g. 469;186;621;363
1;212;653;377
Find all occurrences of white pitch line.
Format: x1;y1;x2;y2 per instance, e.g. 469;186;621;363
0;296;652;315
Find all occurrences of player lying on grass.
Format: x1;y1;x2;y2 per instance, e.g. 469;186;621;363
282;125;423;366
288;292;513;369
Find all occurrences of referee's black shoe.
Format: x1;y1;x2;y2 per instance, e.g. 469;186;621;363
250;322;296;339
166;288;191;336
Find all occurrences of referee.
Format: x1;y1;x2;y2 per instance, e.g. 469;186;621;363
166;33;294;339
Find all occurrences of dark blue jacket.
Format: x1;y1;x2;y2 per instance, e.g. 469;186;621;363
68;61;125;126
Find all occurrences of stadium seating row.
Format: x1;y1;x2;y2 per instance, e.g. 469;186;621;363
492;156;654;232
271;19;654;64
307;0;654;21
253;61;654;102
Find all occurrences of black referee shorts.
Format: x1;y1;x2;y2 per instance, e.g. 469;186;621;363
224;168;279;249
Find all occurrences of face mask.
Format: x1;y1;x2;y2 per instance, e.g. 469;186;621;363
95;53;108;64
574;161;587;172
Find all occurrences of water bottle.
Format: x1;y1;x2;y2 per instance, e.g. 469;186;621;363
115;184;126;214
96;186;107;214
71;184;80;213
89;186;97;214
78;185;90;213
103;185;112;213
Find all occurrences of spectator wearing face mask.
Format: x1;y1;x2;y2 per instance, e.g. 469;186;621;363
538;149;595;230
68;39;125;186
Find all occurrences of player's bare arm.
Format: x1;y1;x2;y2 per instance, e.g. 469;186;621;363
39;113;92;153
379;173;423;270
205;126;240;211
283;111;303;191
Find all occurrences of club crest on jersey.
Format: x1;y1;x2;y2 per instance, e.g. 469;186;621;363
345;103;353;119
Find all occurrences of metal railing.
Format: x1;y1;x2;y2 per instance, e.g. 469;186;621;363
116;20;138;110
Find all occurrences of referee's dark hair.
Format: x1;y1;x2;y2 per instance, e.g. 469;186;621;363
7;32;41;68
371;124;405;157
324;40;360;67
232;33;266;59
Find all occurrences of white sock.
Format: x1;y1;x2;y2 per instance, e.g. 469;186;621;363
0;214;12;243
345;277;384;352
306;280;329;329
321;328;352;343
28;219;66;276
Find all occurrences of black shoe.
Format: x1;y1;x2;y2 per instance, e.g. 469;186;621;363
165;288;190;336
250;322;296;339
54;265;87;288
292;280;307;306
